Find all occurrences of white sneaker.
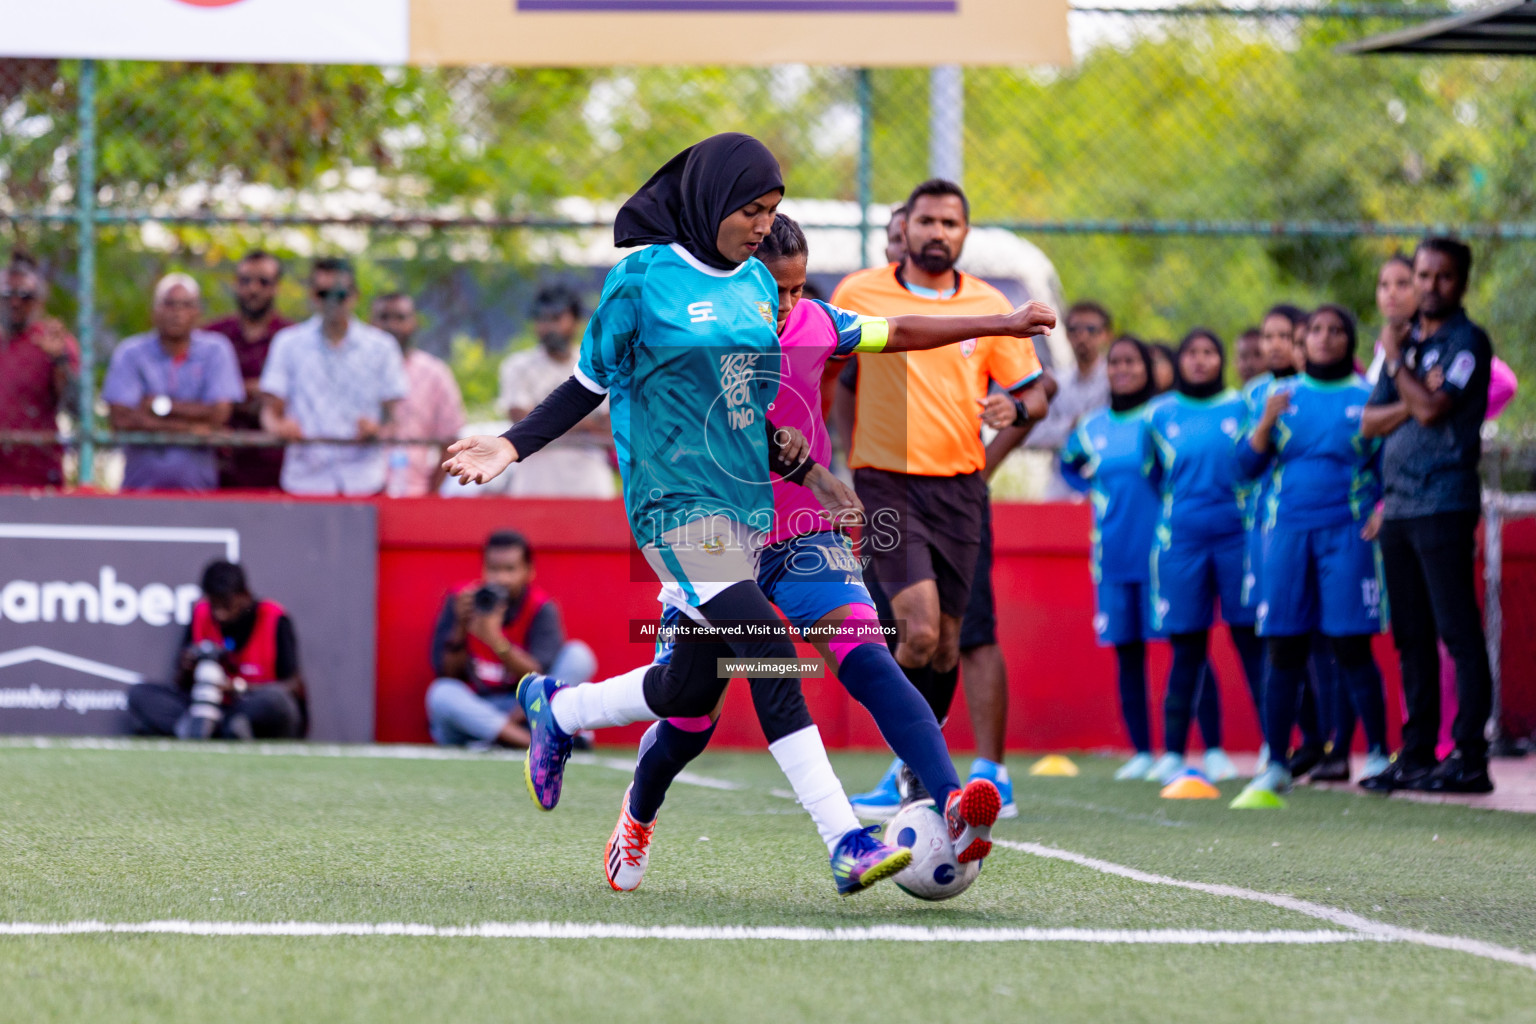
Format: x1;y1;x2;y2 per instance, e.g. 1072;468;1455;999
1145;752;1185;784
604;785;655;892
1114;752;1156;781
1203;748;1239;782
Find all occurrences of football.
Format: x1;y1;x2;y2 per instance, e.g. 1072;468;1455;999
882;800;980;901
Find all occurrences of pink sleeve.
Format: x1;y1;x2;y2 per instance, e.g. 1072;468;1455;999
1487;356;1518;420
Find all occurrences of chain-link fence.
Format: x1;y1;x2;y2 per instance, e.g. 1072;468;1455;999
4;3;1536;481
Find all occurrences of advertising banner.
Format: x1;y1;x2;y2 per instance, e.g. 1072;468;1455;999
0;496;378;742
0;0;410;64
409;0;1070;67
0;0;1068;66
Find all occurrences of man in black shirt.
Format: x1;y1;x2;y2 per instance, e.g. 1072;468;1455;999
1362;237;1494;794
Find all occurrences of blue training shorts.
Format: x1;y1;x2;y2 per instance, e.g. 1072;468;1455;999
1094;579;1158;647
1241;526;1263;613
1151;531;1253;635
1256;522;1386;638
758;531;874;635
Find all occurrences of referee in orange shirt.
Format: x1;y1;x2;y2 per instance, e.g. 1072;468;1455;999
832;179;1053;813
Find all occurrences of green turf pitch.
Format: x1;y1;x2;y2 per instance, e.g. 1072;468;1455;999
1;743;1534;1023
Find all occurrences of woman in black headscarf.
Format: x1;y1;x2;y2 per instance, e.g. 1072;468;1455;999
444;133;911;898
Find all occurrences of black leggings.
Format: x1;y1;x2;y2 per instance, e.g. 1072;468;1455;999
1264;634;1386;760
640;581;813;743
1163;627;1264;756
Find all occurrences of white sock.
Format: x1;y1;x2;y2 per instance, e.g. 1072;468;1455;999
550;665;657;735
768;726;862;854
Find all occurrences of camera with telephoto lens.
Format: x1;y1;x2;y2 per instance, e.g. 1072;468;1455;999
472;583;510;615
179;641;243;741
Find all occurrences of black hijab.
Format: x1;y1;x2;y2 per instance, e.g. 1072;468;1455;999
614;133;785;271
1304;304;1359;381
1109;336;1158;413
1176;328;1226;400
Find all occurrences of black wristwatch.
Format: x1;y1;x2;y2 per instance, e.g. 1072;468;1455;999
1010;396;1031;427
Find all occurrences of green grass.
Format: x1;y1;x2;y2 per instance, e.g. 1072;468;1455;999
1;743;1534;1023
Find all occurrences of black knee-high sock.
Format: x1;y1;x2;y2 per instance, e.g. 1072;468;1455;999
1297;678;1324;749
926;665;961;723
1194;662;1222;750
1332;636;1386;754
839;644;960;804
1114;641;1152;754
1263;636;1309;762
1228;624;1267;727
1163;632;1208;757
629;719;717;823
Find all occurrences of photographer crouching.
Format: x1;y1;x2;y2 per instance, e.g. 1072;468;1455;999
127;561;306;740
426;530;596;748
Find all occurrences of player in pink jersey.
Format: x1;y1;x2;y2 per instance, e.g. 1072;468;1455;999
604;214;1055;891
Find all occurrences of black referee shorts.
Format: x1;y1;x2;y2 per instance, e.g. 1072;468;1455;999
854;467;987;619
959;492;998;651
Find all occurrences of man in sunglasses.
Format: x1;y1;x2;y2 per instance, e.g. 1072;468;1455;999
0;252;79;489
258;257;407;495
205;250;293;489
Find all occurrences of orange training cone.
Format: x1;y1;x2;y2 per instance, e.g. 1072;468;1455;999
1161;770;1221;799
1028;754;1079;777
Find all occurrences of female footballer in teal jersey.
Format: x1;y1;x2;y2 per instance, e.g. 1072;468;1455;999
444;134;914;896
1142;330;1263;785
1232;305;1391;803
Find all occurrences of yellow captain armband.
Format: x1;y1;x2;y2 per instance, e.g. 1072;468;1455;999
852;317;890;353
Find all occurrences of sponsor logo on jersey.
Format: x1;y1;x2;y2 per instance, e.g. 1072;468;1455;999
1422;348;1441;370
757;301;774;325
1447;351;1477;389
1221;417;1239;437
688;301;717;324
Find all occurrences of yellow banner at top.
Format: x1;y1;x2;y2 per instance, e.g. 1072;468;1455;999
409;0;1071;67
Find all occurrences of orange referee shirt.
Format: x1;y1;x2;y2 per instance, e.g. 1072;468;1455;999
831;263;1043;477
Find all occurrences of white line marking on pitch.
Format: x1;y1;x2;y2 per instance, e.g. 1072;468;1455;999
0;920;1373;945
995;839;1536;973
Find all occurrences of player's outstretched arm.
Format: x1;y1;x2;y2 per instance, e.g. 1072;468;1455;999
883;300;1056;354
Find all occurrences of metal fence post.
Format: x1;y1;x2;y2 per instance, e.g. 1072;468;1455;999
857;68;872;269
929;64;963;184
74;58;99;486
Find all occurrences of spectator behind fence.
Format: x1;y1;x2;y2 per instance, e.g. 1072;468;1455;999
205;250;293;489
127;560;306;740
372;292;465;497
102;274;244;492
425;530;597;748
494;285;616;498
1362;237;1496;795
1026;299;1112;499
0;252;79;489
259;258;408;496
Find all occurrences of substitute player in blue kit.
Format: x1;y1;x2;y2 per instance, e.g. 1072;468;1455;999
1233;305;1391;803
444;134;912;895
1143;329;1263;784
1061;336;1222;781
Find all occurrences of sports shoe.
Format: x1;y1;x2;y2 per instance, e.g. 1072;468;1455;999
1286;743;1326;778
1202;748;1239;782
1254;742;1271;775
1358;754;1433;793
830;825;912;896
967;759;1018;819
1145;752;1185;784
850;758;904;819
1421;751;1494;794
516;672;573;811
1230;763;1292;808
1308;749;1350;783
1114;752;1155;781
945;778;1001;863
1361;748;1390;781
896;762;933;807
604;785;655;892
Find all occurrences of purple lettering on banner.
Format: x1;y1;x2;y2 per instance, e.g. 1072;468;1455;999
517;0;958;11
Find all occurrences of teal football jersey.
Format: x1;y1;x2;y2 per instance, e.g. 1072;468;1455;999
578;243;783;547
